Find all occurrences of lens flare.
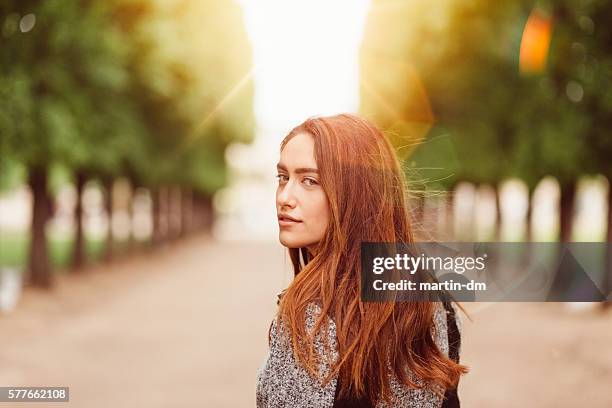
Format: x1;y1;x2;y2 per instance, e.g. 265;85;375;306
519;9;553;74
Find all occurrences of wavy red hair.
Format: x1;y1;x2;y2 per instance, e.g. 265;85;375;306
277;113;468;405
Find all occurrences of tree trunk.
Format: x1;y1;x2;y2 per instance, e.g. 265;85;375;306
27;165;52;288
193;193;201;232
201;193;214;233
445;188;455;241
103;178;114;262
603;183;612;309
166;187;175;241
525;188;533;242
181;187;193;237
521;188;534;270
493;184;502;242
127;182;137;251
152;187;169;246
166;187;175;240
467;183;478;241
192;192;206;232
152;188;161;245
71;171;86;270
171;186;182;239
559;182;576;242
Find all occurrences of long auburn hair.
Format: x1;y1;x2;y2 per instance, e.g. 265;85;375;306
277;114;468;405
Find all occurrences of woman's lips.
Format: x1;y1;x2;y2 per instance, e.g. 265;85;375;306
278;215;302;227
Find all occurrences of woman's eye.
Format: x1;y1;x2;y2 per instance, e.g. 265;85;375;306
303;177;319;186
276;174;289;183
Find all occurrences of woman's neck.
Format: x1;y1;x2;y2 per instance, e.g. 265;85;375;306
305;245;318;259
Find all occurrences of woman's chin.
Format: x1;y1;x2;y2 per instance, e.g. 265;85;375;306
278;237;298;248
278;233;306;249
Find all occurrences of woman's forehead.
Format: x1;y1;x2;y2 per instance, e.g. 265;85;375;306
279;132;317;169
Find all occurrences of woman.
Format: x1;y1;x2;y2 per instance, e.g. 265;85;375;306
257;114;468;407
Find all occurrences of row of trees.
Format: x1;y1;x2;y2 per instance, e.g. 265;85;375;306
359;0;612;304
0;0;254;287
360;0;612;244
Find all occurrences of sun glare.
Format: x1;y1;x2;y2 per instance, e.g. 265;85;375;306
216;0;370;240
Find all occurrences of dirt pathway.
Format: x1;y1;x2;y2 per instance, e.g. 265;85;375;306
0;236;290;407
0;236;610;407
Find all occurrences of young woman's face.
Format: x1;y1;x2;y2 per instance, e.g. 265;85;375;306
276;132;330;251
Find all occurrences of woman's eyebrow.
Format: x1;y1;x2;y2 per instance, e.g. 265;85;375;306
276;163;319;174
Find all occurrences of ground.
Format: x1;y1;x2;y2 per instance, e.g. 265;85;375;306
0;235;610;407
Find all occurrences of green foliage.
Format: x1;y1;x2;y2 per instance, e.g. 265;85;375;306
109;0;255;192
0;0;254;192
0;159;25;192
360;0;612;190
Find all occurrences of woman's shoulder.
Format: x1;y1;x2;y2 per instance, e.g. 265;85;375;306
257;302;339;407
273;301;460;355
272;302;338;355
304;302;337;338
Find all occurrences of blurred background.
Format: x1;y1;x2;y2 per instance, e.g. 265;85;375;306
0;0;611;406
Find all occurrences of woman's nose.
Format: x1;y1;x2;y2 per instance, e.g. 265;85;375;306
277;182;297;208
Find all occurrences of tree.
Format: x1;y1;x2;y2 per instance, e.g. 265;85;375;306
1;0;254;285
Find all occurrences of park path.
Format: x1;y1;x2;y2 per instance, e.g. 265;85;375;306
0;235;290;407
0;235;611;407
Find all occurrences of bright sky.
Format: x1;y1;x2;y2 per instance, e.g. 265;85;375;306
239;0;370;133
216;0;370;239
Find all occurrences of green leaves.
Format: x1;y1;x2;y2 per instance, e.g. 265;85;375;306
360;0;612;190
0;0;254;193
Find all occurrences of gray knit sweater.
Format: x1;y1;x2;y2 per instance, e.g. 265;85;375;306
256;302;461;408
